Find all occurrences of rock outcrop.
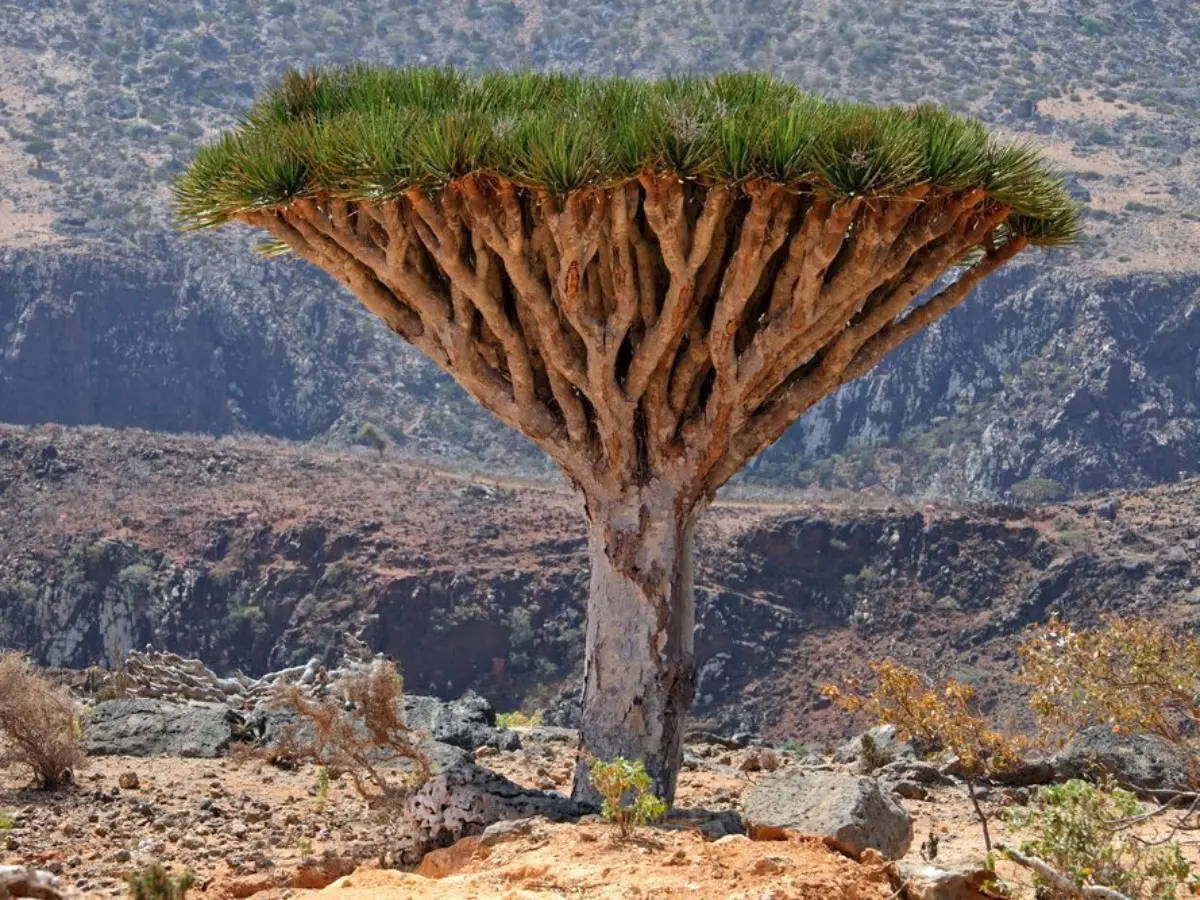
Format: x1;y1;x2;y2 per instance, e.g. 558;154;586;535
1051;726;1191;792
742;769;913;860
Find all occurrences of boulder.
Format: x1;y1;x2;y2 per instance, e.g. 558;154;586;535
82;699;238;758
834;725;916;768
878;760;954;787
0;866;67;899
1051;727;1189;791
400;759;587;864
403;692;521;752
742;768;912;860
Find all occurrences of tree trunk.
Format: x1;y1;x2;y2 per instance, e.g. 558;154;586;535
571;478;699;808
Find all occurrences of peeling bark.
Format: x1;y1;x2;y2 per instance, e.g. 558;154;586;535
233;174;1032;806
574;477;699;805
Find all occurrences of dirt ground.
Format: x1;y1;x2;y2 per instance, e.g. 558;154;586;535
8;732;1192;900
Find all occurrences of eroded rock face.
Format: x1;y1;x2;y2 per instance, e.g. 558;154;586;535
742;769;913;860
399;760;587;863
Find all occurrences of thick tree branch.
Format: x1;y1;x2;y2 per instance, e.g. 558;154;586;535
1001;847;1132;900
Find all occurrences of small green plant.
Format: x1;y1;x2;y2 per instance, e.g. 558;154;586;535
127;862;193;900
297;837;314;857
1008;779;1193;899
0;811;12;835
496;710;544;728
857;731;893;774
315;765;331;812
587;757;668;838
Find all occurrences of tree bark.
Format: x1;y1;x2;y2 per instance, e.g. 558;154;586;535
572;477;699;807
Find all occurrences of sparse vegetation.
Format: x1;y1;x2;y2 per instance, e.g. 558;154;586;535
1020;617;1200;779
127;862;194;900
824;660;1025;851
857;732;893;774
1007;779;1193;900
496;710;544;728
315;765;332;812
354;422;388;458
1010;478;1068;504
587;756;668;838
270;660;430;807
0;652;85;790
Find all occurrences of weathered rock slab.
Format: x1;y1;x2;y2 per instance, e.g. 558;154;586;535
82;699;238;758
742;768;913;860
0;865;69;899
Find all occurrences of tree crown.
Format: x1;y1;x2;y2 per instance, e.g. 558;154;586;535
177;66;1078;247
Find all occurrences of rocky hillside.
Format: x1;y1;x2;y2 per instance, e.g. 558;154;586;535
2;1;1200;498
4;423;1198;743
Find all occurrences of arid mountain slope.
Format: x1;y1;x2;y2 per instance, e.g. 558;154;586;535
2;1;1200;498
3;423;1196;743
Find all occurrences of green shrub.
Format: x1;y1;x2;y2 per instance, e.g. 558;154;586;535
587;757;667;838
857;731;892;774
1009;478;1067;504
355;422;388;458
1010;779;1192;899
127;862;193;900
496;710;543;728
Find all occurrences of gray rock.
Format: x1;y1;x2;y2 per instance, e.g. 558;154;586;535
891;781;929;802
879;760;954;787
82;699;238;758
523;726;578;744
834;725;916;768
1052;726;1189;791
400;759;586;864
664;808;746;840
742;769;913;860
478;817;541;849
403;692;521;752
991;758;1055;787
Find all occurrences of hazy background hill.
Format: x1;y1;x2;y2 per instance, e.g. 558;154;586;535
3;0;1200;498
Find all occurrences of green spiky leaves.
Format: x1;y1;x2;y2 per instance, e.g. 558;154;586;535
176;66;1078;246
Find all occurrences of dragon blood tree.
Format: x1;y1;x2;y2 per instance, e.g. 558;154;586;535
178;68;1077;804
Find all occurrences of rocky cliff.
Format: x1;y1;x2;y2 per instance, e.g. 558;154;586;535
4;424;1196;742
755;264;1200;498
5;243;1199;499
0;239;543;468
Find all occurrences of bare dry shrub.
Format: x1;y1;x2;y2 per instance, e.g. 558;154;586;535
0;653;85;790
271;660;430;807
